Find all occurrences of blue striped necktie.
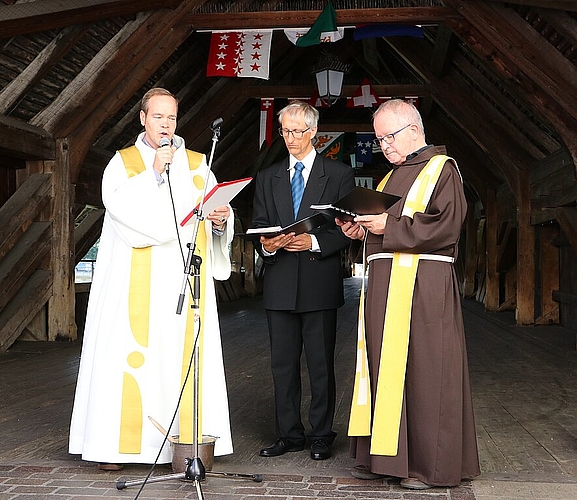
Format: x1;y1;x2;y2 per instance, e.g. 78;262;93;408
291;161;305;219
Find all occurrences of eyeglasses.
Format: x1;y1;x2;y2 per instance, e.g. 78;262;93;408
374;124;412;146
278;127;311;139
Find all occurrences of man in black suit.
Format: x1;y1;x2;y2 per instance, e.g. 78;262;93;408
252;100;355;460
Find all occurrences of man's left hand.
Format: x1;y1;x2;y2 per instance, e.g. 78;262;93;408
284;233;312;252
209;205;230;229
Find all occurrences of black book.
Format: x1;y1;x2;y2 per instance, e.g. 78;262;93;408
238;213;329;241
310;186;401;222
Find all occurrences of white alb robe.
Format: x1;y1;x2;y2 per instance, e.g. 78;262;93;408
69;133;234;464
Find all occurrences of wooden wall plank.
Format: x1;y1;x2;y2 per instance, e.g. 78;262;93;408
0;173;51;261
0;270;52;353
0;221;51;311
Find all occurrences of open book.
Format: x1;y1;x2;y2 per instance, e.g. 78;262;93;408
238;213;329;241
180;177;252;226
310;186;401;222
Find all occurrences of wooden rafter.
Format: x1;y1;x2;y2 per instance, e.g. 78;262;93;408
443;0;577;174
384;35;531;203
0;0;186;38
178;7;457;30
486;0;577;13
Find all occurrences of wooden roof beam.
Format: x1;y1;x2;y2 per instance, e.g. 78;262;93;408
0;25;87;115
0;0;185;38
0;116;54;161
178;7;457;30
486;0;577;13
385;36;530;203
31;3;196;140
444;0;577;174
63;6;196;179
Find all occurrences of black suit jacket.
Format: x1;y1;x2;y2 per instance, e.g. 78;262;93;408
252;153;355;312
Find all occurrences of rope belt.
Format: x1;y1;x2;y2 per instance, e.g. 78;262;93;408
367;252;454;264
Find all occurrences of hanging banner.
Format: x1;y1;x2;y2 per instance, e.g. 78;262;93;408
356;133;375;164
285;1;344;47
313;132;344;162
206;30;272;80
347;78;382;108
354;24;423;41
259;98;274;149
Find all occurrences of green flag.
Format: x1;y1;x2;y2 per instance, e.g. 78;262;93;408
296;2;340;47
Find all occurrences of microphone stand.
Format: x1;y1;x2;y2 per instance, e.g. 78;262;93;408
117;120;261;497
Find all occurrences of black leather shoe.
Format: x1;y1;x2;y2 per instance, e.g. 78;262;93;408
310;439;332;460
259;438;304;457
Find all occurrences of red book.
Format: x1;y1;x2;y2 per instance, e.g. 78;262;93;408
180;177;252;226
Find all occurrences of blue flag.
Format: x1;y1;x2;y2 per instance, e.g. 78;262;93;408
356;133;375;164
354;24;423;41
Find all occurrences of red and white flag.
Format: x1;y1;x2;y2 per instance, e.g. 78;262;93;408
259;98;274;149
347;78;382;108
308;89;330;109
206;30;272;80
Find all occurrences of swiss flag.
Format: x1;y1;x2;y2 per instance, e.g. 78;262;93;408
206;30;272;80
347;78;382;108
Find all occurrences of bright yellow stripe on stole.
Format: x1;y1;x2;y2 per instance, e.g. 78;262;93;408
119;373;143;453
179;223;207;444
179;149;207;444
370;252;419;455
348;285;372;435
128;248;152;348
119;146;146;177
117;146;149;454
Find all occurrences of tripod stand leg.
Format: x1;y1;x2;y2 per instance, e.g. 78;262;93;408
116;471;185;490
206;471;263;482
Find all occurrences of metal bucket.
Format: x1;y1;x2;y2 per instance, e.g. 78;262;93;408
171;435;217;473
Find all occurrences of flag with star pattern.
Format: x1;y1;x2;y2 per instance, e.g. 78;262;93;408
206;30;272;80
356;132;375;164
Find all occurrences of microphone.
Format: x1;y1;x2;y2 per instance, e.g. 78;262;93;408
210;117;223;131
159;137;171;173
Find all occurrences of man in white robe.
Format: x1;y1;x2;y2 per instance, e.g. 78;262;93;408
69;88;234;466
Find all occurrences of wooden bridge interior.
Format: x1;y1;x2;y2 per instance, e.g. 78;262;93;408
0;0;577;352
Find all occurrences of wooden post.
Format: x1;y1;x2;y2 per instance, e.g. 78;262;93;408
485;189;499;311
536;223;559;325
48;138;77;341
243;241;256;297
516;174;535;325
464;208;477;298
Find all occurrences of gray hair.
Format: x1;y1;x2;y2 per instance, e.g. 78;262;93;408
278;100;319;129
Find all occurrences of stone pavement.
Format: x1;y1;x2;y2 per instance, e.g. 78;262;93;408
0;462;478;499
4;280;577;499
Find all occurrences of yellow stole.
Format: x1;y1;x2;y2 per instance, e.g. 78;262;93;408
348;154;450;456
117;146;205;453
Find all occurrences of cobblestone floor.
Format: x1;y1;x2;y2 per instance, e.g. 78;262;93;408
0;463;477;499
